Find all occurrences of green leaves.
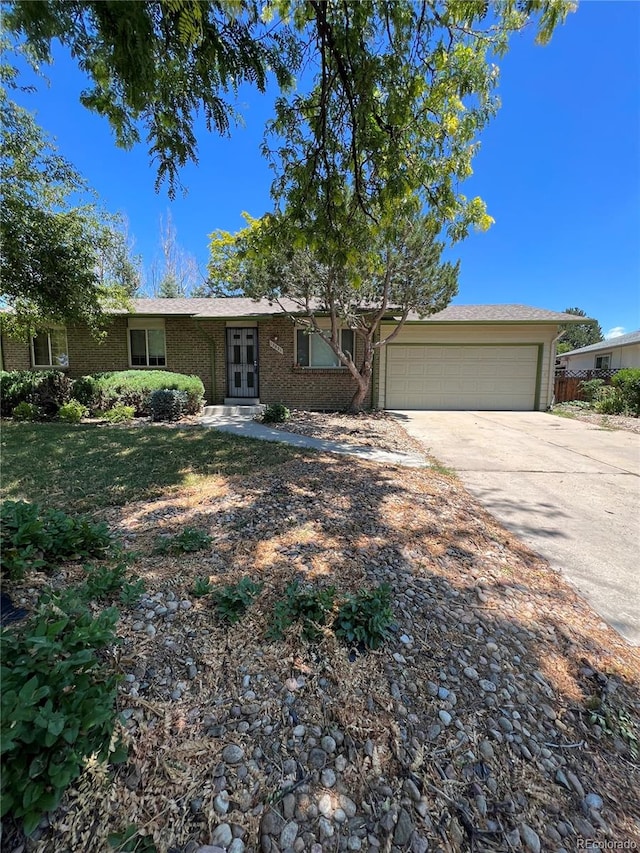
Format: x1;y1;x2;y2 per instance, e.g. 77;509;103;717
334;584;394;650
0;589;121;835
214;577;264;624
0;500;114;580
154;527;213;555
268;581;336;642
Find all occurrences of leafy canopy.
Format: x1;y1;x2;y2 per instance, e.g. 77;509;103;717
557;307;604;353
5;0;574;216
208;209;459;410
0;62;139;333
5;0;300;198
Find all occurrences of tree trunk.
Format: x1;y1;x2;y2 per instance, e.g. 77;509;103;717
347;336;375;412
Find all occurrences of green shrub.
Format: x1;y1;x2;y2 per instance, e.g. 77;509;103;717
1;370;37;416
58;399;88;423
0;501;113;580
333;584;393;650
578;378;605;403
103;405;136;423
612;368;640;415
0;592;121;836
72;375;101;408
91;371;204;416
119;577;146;607
594;386;625;415
12;400;39;421
149;389;188;421
155;527;212;554
191;576;214;598
268;581;336;641
0;370;72;419
262;402;290;424
214;577;263;623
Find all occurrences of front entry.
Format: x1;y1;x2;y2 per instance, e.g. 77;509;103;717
226;327;259;397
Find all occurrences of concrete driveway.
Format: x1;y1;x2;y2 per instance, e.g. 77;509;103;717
392;411;640;645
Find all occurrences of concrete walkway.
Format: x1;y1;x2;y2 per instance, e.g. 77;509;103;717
392;410;640;646
199;412;429;468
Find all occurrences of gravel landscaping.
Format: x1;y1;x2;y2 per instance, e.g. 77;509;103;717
3;420;639;853
550;404;640;434
267;411;429;457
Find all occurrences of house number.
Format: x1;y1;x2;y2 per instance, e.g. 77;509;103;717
269;340;284;355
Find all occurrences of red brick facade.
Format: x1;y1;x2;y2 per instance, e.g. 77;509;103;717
1;315;370;410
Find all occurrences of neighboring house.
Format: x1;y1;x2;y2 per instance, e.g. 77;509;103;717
0;299;582;411
557;330;640;373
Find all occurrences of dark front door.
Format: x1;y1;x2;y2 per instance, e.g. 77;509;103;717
226;328;259;397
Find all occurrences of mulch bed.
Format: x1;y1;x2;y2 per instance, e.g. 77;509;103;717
3;446;639;853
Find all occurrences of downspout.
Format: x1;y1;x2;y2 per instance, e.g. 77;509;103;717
548;328;566;409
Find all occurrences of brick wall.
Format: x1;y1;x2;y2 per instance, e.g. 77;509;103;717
1;333;31;371
257;317;372;410
2;315;375;410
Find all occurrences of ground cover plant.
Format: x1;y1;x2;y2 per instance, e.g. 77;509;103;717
155;527;213;555
0;500;112;579
0;544;147;838
213;576;263;623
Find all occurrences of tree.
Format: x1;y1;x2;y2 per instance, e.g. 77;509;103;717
5;0;299;198
0;72;135;334
208;211;459;411
5;1;574;212
145;212;202;297
557;307;604;353
95;216;142;299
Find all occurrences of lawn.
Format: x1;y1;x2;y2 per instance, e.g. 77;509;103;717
1;421;306;512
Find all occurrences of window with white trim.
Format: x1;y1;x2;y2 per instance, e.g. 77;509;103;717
595;354;611;369
296;328;354;367
31;329;69;368
128;319;166;367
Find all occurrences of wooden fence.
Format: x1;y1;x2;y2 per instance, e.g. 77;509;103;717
553;369;619;403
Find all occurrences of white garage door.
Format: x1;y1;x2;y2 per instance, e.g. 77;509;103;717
386;345;539;410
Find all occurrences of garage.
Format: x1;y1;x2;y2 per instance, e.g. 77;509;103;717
385;344;540;410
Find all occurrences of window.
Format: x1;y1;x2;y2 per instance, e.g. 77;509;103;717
595;354;611;369
128;321;166;367
31;329;69;368
296;328;354;367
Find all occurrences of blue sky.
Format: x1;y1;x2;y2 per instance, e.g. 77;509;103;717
10;1;640;338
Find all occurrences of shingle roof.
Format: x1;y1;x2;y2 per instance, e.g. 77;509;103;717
560;329;640;357
124;299;583;324
403;304;585;323
124;298;297;317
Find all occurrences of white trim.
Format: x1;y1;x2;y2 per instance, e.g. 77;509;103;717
30;328;69;368
127;322;167;368
294;325;354;368
594;353;612;369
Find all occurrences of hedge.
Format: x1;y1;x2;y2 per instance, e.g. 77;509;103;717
2;369;204;419
73;370;204;416
0;370;72;419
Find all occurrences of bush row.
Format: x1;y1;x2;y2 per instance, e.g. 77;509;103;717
579;368;640;415
0;369;205;421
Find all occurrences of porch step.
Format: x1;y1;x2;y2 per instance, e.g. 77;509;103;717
202;405;264;418
224;397;260;406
